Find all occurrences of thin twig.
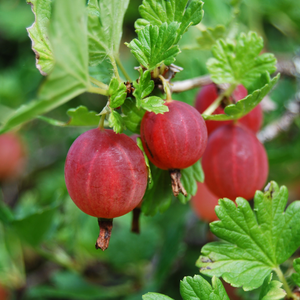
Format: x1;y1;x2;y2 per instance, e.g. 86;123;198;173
171;74;212;93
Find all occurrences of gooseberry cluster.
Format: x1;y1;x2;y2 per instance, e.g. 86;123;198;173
64;83;268;249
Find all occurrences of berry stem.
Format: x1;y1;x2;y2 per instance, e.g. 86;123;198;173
202;83;237;116
95;218;113;251
89;76;109;90
131;207;141;234
169;169;187;197
115;55;132;82
159;75;172;101
98;114;106;130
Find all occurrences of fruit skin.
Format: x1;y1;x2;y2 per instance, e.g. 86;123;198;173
0;133;26;181
65;129;148;219
202;123;268;200
140;100;207;170
191;182;219;222
195;83;263;135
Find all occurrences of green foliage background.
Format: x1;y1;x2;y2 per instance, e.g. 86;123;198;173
0;0;299;299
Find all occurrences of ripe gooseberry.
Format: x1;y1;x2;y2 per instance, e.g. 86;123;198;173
202;123;268;200
195;83;263;135
0;133;26;182
65;129;148;250
140;100;207;196
191;182;219;223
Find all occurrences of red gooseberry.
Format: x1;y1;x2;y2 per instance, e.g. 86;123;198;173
140;100;207;196
195;83;263;135
65;128;148;250
202;123;268;200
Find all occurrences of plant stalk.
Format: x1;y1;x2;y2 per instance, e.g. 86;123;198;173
115;55;132;82
202;83;237;116
88;86;109;96
274;267;295;299
89;76;109;90
159;75;172;101
109;55;122;82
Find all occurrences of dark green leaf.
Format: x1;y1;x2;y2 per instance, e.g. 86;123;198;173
178;161;204;204
0;0;89;134
142;163;172;216
109;78;127;108
207;32;277;86
292;258;300;287
197;182;300;291
259;274;286;300
26;0;54;75
133;69;155;108
108;111;125;134
143;293;173;300
202;74;280;121
122;98;146;133
87;0;130;66
196;25;226;50
0;200;14;224
180;275;230;300
135;0;204;42
127;23;181;70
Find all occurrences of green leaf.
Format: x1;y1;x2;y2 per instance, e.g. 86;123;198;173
0;0;89;134
292;258;300;287
26;0;54;75
87;0;130;66
142;163;172;216
108;111;125;134
196;181;300;291
135;0;204;42
137;137;152;184
202;74;280;121
259;274;286;300
12;203;58;247
108;78;127;109
122;98;146;133
127;23;181;70
207;32;277;87
67;106;100;126
196;25;226;50
133;69;155;108
141;96;169;114
180;275;230;300
178;161;204;204
143;293;174;300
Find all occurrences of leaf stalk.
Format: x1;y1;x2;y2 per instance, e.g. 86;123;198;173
88;86;109;96
89;76;109;90
115;55;132;82
159;75;172;101
274;267;295;299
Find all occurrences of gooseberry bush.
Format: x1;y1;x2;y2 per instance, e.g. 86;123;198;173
0;0;300;299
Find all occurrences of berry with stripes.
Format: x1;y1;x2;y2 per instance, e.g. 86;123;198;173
202;123;268;200
64;129;148;250
140;100;207;196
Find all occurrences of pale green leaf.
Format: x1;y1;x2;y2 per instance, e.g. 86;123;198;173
142;163;172;216
259;274;286;300
178;161;204;204
127;23;181;70
0;0;89;134
108;111;125;134
135;0;204;42
108;78;127;108
141;96;169;114
196;25;226;50
26;0;54;75
197;182;300;291
207;32;277;86
202;74;279;121
67;106;100;126
87;0;130;66
292;258;300;287
143;293;174;300
122;98;146;133
180;275;230;300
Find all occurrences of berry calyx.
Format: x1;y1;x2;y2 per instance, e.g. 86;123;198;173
202;123;268;200
195;83;263;135
65;129;148;250
140;100;208;196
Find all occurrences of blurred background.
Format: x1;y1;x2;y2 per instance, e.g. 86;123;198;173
0;0;299;299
